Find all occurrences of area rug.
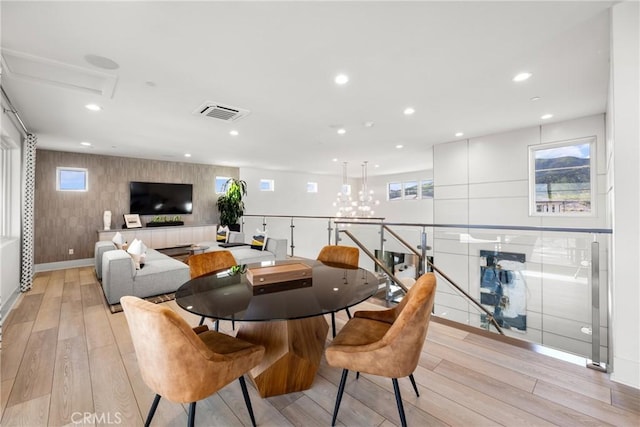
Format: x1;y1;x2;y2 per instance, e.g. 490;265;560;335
107;292;176;314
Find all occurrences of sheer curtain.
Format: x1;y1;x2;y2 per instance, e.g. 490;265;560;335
20;133;37;292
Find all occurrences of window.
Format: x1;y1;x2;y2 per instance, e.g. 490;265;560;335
307;182;318;193
259;179;274;191
403;181;418;199
421;179;434;199
56;167;88;191
529;137;595;215
215;176;230;193
1;137;19;238
387;182;402;201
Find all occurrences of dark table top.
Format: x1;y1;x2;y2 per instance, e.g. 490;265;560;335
175;259;380;322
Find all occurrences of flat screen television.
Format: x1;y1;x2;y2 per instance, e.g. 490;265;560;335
129;181;193;215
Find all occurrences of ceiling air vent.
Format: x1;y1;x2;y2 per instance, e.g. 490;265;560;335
193;101;250;122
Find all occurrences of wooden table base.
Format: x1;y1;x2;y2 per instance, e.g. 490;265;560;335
235;316;329;397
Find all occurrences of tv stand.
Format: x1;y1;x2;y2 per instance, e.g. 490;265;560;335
97;224;216;250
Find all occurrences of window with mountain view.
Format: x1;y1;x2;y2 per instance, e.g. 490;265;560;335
530;137;595;215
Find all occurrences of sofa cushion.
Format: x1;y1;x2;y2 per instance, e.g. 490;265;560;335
229;248;276;265
250;230;268;251
101;248;190;304
95;241;117;280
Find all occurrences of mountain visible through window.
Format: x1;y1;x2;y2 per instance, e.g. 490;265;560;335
530;138;594;215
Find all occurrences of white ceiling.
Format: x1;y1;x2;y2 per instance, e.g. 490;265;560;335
1;1;612;177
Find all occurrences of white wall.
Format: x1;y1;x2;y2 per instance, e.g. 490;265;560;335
431;114;610;360
609;0;640;389
240;167;350;259
0;105;24;323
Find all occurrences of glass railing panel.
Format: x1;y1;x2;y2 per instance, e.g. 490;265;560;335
242;216;611;367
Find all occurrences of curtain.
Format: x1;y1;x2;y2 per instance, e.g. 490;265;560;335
20;133;37;292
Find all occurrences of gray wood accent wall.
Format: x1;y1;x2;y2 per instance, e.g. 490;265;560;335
34;150;237;263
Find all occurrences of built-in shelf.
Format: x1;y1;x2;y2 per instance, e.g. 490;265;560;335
97;224;217;250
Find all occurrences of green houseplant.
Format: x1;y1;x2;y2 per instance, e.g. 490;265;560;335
216;178;247;231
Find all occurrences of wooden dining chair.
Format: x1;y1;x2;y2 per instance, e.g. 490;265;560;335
316;245;360;337
325;273;437;427
120;296;264;427
188;250;237;329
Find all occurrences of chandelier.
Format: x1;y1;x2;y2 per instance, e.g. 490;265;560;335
333;161;379;218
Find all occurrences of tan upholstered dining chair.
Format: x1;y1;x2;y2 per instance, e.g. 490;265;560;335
316;245;360;337
325;272;437;427
188;250;237;279
120;296;264;427
187;250;237;329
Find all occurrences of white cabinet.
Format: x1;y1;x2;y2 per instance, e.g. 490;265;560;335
97;224;217;249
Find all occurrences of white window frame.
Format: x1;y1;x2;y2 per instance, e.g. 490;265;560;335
387;182;402;201
56;167;88;192
420;179;434;199
402;181;419;200
215;176;231;194
259;179;275;192
528;136;596;216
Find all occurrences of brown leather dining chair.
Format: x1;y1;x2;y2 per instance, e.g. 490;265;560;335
325;273;437;427
120;296;265;427
316;245;360;337
188;250;237;329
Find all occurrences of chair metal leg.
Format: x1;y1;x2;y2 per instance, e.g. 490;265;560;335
331;369;349;426
356;372;360;380
198;316;205;326
144;394;161;427
239;376;257;427
214;319;219;331
187;402;196;427
331;312;337;338
408;373;420;397
392;378;407;427
345;307;352;319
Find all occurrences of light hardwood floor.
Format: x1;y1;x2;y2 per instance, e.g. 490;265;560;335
1;267;638;426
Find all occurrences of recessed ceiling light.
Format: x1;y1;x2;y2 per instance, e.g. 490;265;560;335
85;103;102;111
403;107;415;115
530;96;541;101
513;72;532;82
363;121;375;128
541;113;553;120
395;144;404;149
334;74;349;85
374;164;380;168
80;141;91;146
337;128;346;135
184;153;191;158
455;132;464;137
229;130;239;136
332;158;338;162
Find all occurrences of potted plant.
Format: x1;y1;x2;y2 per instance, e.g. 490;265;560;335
216;178;247;231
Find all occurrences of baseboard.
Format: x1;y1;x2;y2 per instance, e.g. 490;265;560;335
34;258;94;272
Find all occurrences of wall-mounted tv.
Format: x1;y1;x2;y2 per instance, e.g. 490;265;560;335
129;181;193;215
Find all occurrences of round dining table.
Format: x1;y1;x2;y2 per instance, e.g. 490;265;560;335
175;258;380;397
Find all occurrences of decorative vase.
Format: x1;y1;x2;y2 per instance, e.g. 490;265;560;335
103;210;112;230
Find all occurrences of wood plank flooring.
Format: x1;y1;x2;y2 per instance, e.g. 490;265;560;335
1;267;638;426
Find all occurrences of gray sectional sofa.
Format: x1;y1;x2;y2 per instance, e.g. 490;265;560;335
197;231;288;264
94;231;288;304
95;241;190;304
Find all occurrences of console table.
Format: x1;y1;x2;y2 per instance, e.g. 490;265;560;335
97;224;217;250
